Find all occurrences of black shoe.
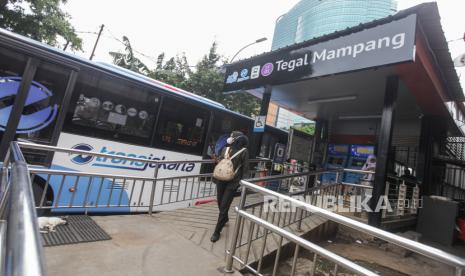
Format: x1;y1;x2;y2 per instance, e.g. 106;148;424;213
210;232;220;243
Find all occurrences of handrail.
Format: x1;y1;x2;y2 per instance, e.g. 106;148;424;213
343;168;374;175
28;168;212;182
1;142;47;276
340;182;373;189
246;168;333;183
235;208;378;276
239;179;465;273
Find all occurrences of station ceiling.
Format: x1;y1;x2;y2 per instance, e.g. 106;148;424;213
270;67;420;121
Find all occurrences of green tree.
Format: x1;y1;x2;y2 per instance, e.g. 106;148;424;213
293;123;315;135
185;42;225;102
109;36;149;75
109;40;260;117
186;42;260;116
0;0;82;50
149;53;191;88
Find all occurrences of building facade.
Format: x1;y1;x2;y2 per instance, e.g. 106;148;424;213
272;0;397;50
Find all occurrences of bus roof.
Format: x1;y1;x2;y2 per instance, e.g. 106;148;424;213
0;28;288;133
0;28;226;109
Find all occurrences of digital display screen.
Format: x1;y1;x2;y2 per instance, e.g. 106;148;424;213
351;145;374;158
328;144;349;156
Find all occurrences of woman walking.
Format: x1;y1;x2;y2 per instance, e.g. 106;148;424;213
210;131;249;242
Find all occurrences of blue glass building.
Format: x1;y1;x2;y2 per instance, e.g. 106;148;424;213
272;0;397;50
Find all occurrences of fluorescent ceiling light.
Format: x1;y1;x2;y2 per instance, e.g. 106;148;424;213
307;95;357;104
338;115;382;120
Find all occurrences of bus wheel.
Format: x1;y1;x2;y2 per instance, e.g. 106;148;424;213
32;177;52;216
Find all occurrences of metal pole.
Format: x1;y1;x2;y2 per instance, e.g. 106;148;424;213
224;185;248;273
4;161;46;276
369;75;398;227
0;58;38;160
296;176;309;232
229;37;267;63
148;163;159;216
89;24;104;60
255;85;272;157
241;180;465;270
1;148;10;192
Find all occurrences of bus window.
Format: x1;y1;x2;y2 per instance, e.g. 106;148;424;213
15;61;70;144
0;47;28;143
154;97;208;155
208;112;250;157
64;71;159;146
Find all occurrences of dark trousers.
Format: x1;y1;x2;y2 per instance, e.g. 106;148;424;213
214;182;238;234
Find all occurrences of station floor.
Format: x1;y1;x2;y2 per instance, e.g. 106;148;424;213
45;207;242;276
44;196;328;276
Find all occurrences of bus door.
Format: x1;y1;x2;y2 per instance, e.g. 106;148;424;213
0;46;78;165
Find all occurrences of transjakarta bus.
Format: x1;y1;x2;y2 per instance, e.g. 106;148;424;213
0;28;287;213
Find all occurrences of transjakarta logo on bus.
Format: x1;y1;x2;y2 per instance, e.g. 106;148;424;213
0;77;58;134
70;144;196;172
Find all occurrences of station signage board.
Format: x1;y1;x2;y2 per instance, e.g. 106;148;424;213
253;115;266;133
223;14;417;92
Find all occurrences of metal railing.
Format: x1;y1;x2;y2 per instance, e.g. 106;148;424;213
0;142;47;276
224;170;465;276
0;141;274;276
17;142;271;214
433;165;465;200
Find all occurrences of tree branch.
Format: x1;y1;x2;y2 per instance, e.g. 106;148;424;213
0;0;7;10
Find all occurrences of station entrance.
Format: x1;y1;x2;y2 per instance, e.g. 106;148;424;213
223;3;465;230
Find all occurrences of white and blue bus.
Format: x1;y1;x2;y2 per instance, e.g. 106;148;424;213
0;28;288;213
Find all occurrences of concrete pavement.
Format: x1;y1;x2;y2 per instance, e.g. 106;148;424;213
45;214;240;276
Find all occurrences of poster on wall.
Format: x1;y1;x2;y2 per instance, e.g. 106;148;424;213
253;115;266;133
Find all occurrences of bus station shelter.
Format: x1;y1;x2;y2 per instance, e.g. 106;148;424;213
223;3;465;227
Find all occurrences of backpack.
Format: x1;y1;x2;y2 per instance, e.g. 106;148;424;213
213;147;246;181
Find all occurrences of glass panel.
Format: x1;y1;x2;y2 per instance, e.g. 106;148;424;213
16;62;70;143
154;98;209;155
64;70;159;146
0;46;28;142
17;61;71;164
208;112;250;157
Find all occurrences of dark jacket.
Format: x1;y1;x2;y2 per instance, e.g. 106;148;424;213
213;146;249;185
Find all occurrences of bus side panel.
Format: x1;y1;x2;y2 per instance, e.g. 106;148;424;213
42;165;130;213
50;132;206;213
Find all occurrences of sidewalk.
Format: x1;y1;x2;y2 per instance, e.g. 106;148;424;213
45;214;240;276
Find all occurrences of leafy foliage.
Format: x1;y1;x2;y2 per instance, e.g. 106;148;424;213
109;39;260;117
0;0;82;50
149;53;191;88
292;123;315;135
109;36;149;75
